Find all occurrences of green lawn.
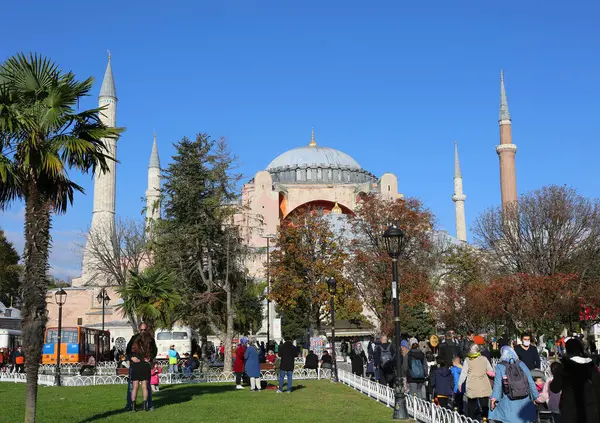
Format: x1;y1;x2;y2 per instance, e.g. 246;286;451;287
0;380;395;422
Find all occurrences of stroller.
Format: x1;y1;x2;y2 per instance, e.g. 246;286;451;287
530;369;556;423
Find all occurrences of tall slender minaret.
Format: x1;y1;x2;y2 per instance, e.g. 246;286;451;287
452;141;467;242
496;70;518;211
145;133;161;232
77;52;118;286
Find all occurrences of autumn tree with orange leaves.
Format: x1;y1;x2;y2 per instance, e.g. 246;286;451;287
347;195;442;338
267;207;361;334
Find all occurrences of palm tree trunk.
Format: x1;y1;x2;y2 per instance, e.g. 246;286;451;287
21;181;52;423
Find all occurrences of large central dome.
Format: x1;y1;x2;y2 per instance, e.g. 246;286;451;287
267;132;360;170
267;145;360;170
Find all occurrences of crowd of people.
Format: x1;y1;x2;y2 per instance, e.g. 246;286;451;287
356;331;600;423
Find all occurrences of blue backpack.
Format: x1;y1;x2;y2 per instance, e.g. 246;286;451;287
409;357;425;379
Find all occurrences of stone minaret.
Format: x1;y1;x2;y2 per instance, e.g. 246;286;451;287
496;70;518;211
452;141;467;242
77;53;118;286
145;133;161;232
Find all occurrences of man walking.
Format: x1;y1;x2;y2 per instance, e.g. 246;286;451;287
125;323;157;411
277;336;296;393
515;333;540;370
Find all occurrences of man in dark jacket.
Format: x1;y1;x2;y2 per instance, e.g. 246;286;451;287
277;337;296;393
438;333;460;366
430;357;454;409
551;338;600;423
304;350;319;370
125;323;157;411
373;335;395;387
515;333;540;370
406;343;428;399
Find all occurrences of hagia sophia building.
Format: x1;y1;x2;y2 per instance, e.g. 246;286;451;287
45;55;517;347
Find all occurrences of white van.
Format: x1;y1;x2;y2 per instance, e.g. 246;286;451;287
155;327;197;359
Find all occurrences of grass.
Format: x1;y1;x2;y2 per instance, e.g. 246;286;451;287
0;380;396;422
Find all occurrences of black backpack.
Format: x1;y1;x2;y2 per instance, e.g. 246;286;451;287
502;359;530;400
379;345;393;369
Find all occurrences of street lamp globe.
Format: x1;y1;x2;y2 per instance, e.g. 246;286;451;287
96;291;103;304
382;224;405;259
327;277;336;295
104;295;111;307
55;288;67;306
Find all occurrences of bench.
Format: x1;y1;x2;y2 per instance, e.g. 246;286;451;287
116;368;129;377
260;363;275;371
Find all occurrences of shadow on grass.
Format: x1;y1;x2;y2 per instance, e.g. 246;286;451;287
76;384;238;423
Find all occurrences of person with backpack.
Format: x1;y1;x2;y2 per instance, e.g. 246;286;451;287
374;335;395;387
489;346;542;423
550;338;600;423
406;342;428;399
457;342;494;419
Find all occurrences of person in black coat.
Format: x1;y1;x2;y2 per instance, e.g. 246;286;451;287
349;342;367;376
304;350;319;370
550;338;600;423
438;334;460;367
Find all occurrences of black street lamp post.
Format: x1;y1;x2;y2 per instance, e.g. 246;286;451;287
383;224;408;420
96;288;111;332
54;288;67;386
263;234;275;346
327;277;339;383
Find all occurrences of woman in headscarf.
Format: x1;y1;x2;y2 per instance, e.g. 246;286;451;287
457;342;494;419
489;345;541;423
244;338;261;391
349;341;367;376
234;337;248;390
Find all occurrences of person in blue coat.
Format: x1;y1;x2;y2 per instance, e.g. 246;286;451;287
244;338;262;391
489;346;542;423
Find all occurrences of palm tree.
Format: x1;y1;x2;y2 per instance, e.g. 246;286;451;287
116;268;181;330
0;53;122;423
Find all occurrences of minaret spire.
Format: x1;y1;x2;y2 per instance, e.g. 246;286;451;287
496;70;518;212
452;141;467;242
146;133;161;232
99;51;117;100
499;70;511;123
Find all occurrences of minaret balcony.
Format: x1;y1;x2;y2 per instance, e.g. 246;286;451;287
495;144;517;155
452;194;467;202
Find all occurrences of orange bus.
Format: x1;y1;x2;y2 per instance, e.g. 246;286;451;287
42;326;110;364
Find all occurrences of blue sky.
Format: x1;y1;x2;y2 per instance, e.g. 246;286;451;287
2;1;599;280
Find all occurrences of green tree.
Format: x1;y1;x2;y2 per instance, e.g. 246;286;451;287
116;267;181;330
0;228;21;305
0;53;122;423
153;134;247;372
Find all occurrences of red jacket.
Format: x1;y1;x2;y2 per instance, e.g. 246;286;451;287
233;345;246;373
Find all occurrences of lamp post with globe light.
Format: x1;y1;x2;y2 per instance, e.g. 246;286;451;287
96;288;111;332
382;224;408;420
327;277;339;383
54;288;67;386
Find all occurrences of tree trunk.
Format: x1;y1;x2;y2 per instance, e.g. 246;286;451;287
201;333;208;360
21;182;52;423
224;281;234;373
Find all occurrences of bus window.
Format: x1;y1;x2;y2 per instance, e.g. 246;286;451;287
156;332;172;340
172;332;189;340
45;329;78;344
